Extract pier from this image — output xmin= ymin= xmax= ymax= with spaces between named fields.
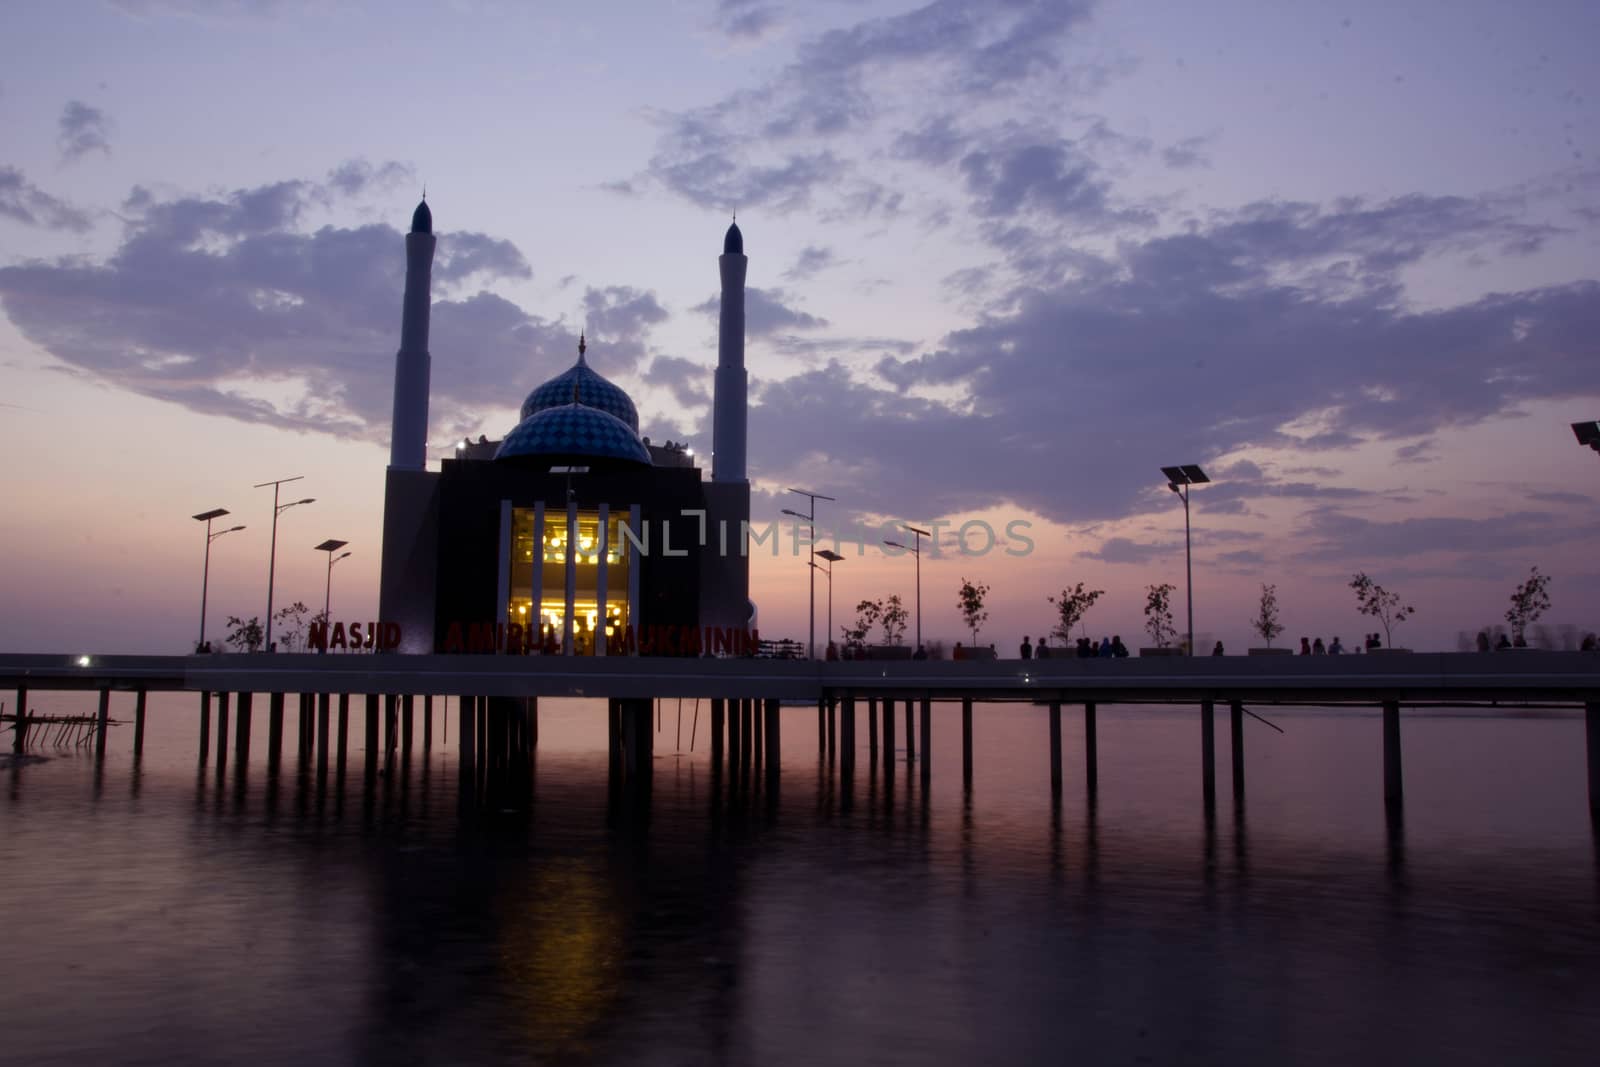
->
xmin=4 ymin=652 xmax=1598 ymax=819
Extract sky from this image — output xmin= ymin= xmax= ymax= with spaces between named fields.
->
xmin=0 ymin=0 xmax=1597 ymax=655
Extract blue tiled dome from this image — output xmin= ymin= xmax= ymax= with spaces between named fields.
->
xmin=495 ymin=403 xmax=652 ymax=466
xmin=519 ymin=354 xmax=639 ymax=431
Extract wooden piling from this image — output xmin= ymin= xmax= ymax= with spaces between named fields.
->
xmin=12 ymin=685 xmax=26 ymax=753
xmin=711 ymin=698 xmax=726 ymax=772
xmin=1048 ymin=700 xmax=1062 ymax=797
xmin=867 ymin=696 xmax=878 ymax=760
xmin=1383 ymin=698 xmax=1403 ymax=809
xmin=458 ymin=695 xmax=476 ymax=802
xmin=882 ymin=695 xmax=895 ymax=773
xmin=235 ymin=692 xmax=252 ymax=770
xmin=817 ymin=695 xmax=826 ymax=755
xmin=608 ymin=699 xmax=623 ymax=774
xmin=742 ymin=699 xmax=755 ymax=775
xmin=841 ymin=693 xmax=856 ymax=774
xmin=198 ymin=691 xmax=210 ymax=763
xmin=94 ymin=687 xmax=110 ymax=758
xmin=402 ymin=694 xmax=414 ymax=755
xmin=299 ymin=693 xmax=313 ymax=759
xmin=729 ymin=694 xmax=743 ymax=772
xmin=1201 ymin=698 xmax=1216 ymax=809
xmin=752 ymin=694 xmax=764 ymax=769
xmin=825 ymin=695 xmax=836 ymax=762
xmin=132 ymin=689 xmax=147 ymax=757
xmin=268 ymin=692 xmax=285 ymax=769
xmin=316 ymin=692 xmax=330 ymax=778
xmin=1230 ymin=699 xmax=1245 ymax=802
xmin=363 ymin=694 xmax=378 ymax=776
xmin=385 ymin=694 xmax=398 ymax=760
xmin=920 ymin=696 xmax=932 ymax=788
xmin=216 ymin=691 xmax=229 ymax=773
xmin=1084 ymin=701 xmax=1098 ymax=796
xmin=423 ymin=695 xmax=433 ymax=750
xmin=961 ymin=696 xmax=973 ymax=790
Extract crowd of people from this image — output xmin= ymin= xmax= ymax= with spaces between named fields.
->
xmin=1017 ymin=635 xmax=1129 ymax=659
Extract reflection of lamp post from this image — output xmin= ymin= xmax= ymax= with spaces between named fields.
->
xmin=1161 ymin=464 xmax=1211 ymax=656
xmin=314 ymin=539 xmax=351 ymax=634
xmin=193 ymin=508 xmax=245 ymax=652
xmin=782 ymin=487 xmax=834 ymax=659
xmin=812 ymin=549 xmax=844 ymax=653
xmin=255 ymin=475 xmax=314 ymax=651
xmin=883 ymin=524 xmax=932 ymax=649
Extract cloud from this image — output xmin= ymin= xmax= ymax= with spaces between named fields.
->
xmin=0 ymin=167 xmax=93 ymax=231
xmin=58 ymin=101 xmax=112 ymax=162
xmin=643 ymin=355 xmax=712 ymax=409
xmin=1293 ymin=508 xmax=1585 ymax=562
xmin=1162 ymin=135 xmax=1211 ymax=170
xmin=580 ymin=286 xmax=669 ymax=372
xmin=0 ymin=166 xmax=607 ymax=452
xmin=783 ymin=244 xmax=840 ymax=281
xmin=712 ymin=0 xmax=783 ymax=41
xmin=693 ymin=286 xmax=827 ymax=335
xmin=1078 ymin=537 xmax=1176 ymax=564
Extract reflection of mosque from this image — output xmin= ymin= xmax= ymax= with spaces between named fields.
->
xmin=379 ymin=200 xmax=753 ymax=653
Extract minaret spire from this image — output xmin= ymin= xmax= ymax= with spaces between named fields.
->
xmin=713 ymin=218 xmax=747 ymax=481
xmin=390 ymin=197 xmax=436 ymax=469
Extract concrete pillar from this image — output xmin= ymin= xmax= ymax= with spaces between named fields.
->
xmin=711 ymin=698 xmax=726 ymax=772
xmin=623 ymin=698 xmax=653 ymax=782
xmin=133 ymin=689 xmax=147 ymax=757
xmin=920 ymin=696 xmax=932 ymax=788
xmin=1586 ymin=699 xmax=1600 ymax=819
xmin=764 ymin=697 xmax=780 ymax=777
xmin=752 ymin=695 xmax=763 ymax=769
xmin=12 ymin=684 xmax=26 ymax=753
xmin=267 ymin=692 xmax=285 ymax=770
xmin=1201 ymin=698 xmax=1216 ymax=809
xmin=458 ymin=695 xmax=476 ymax=803
xmin=1230 ymin=699 xmax=1245 ymax=802
xmin=216 ymin=691 xmax=230 ymax=774
xmin=882 ymin=695 xmax=895 ymax=773
xmin=825 ymin=695 xmax=836 ymax=762
xmin=608 ymin=699 xmax=622 ymax=775
xmin=316 ymin=692 xmax=330 ymax=778
xmin=1084 ymin=701 xmax=1097 ymax=795
xmin=95 ymin=687 xmax=110 ymax=758
xmin=364 ymin=694 xmax=379 ymax=777
xmin=728 ymin=696 xmax=741 ymax=772
xmin=299 ymin=693 xmax=313 ymax=759
xmin=1383 ymin=698 xmax=1403 ymax=809
xmin=402 ymin=694 xmax=414 ymax=754
xmin=235 ymin=692 xmax=252 ymax=770
xmin=1048 ymin=700 xmax=1062 ymax=797
xmin=198 ymin=691 xmax=210 ymax=763
xmin=337 ymin=694 xmax=349 ymax=773
xmin=961 ymin=696 xmax=973 ymax=790
xmin=423 ymin=695 xmax=433 ymax=750
xmin=904 ymin=697 xmax=915 ymax=764
xmin=867 ymin=696 xmax=878 ymax=760
xmin=385 ymin=694 xmax=398 ymax=760
xmin=841 ymin=693 xmax=856 ymax=774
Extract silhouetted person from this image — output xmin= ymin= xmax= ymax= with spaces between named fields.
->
xmin=1495 ymin=633 xmax=1512 ymax=650
xmin=1581 ymin=633 xmax=1597 ymax=652
xmin=913 ymin=643 xmax=928 ymax=660
xmin=1036 ymin=636 xmax=1050 ymax=659
xmin=1212 ymin=640 xmax=1225 ymax=656
xmin=1111 ymin=635 xmax=1129 ymax=658
xmin=1513 ymin=633 xmax=1528 ymax=648
xmin=1300 ymin=637 xmax=1311 ymax=655
xmin=1020 ymin=635 xmax=1033 ymax=660
xmin=1312 ymin=637 xmax=1325 ymax=655
xmin=1476 ymin=631 xmax=1491 ymax=653
xmin=1329 ymin=636 xmax=1344 ymax=655
xmin=953 ymin=641 xmax=964 ymax=660
xmin=1098 ymin=637 xmax=1112 ymax=657
xmin=1366 ymin=633 xmax=1381 ymax=651
xmin=1076 ymin=637 xmax=1093 ymax=658
xmin=826 ymin=640 xmax=839 ymax=661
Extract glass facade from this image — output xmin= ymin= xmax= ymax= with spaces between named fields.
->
xmin=508 ymin=507 xmax=630 ymax=654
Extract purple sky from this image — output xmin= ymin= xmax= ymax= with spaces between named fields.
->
xmin=0 ymin=0 xmax=1597 ymax=654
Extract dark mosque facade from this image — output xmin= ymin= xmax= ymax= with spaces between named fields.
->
xmin=377 ymin=199 xmax=753 ymax=655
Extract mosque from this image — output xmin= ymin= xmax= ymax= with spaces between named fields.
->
xmin=376 ymin=199 xmax=754 ymax=655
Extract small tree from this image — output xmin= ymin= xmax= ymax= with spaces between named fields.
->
xmin=881 ymin=594 xmax=909 ymax=646
xmin=1251 ymin=583 xmax=1285 ymax=648
xmin=957 ymin=578 xmax=990 ymax=645
xmin=1144 ymin=583 xmax=1178 ymax=649
xmin=1505 ymin=566 xmax=1551 ymax=645
xmin=841 ymin=599 xmax=881 ymax=655
xmin=272 ymin=601 xmax=311 ymax=652
xmin=1349 ymin=572 xmax=1416 ymax=648
xmin=225 ymin=615 xmax=264 ymax=653
xmin=1048 ymin=582 xmax=1104 ymax=645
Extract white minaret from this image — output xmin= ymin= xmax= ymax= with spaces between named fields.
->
xmin=388 ymin=198 xmax=435 ymax=470
xmin=712 ymin=219 xmax=747 ymax=483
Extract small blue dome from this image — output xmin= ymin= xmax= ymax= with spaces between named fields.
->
xmin=723 ymin=220 xmax=743 ymax=255
xmin=519 ymin=358 xmax=639 ymax=431
xmin=495 ymin=403 xmax=652 ymax=466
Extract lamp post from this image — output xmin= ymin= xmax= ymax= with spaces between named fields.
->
xmin=314 ymin=539 xmax=351 ymax=631
xmin=1160 ymin=464 xmax=1211 ymax=656
xmin=782 ymin=487 xmax=835 ymax=659
xmin=193 ymin=508 xmax=245 ymax=652
xmin=883 ymin=524 xmax=932 ymax=649
xmin=812 ymin=549 xmax=844 ymax=655
xmin=255 ymin=475 xmax=314 ymax=651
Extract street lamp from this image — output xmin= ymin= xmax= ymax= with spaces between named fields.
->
xmin=255 ymin=475 xmax=314 ymax=651
xmin=883 ymin=524 xmax=932 ymax=649
xmin=782 ymin=487 xmax=835 ymax=659
xmin=812 ymin=549 xmax=844 ymax=655
xmin=314 ymin=539 xmax=351 ymax=636
xmin=193 ymin=508 xmax=245 ymax=652
xmin=1160 ymin=464 xmax=1211 ymax=656
xmin=1572 ymin=420 xmax=1600 ymax=454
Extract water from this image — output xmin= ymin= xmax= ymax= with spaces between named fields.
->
xmin=2 ymin=693 xmax=1597 ymax=1065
